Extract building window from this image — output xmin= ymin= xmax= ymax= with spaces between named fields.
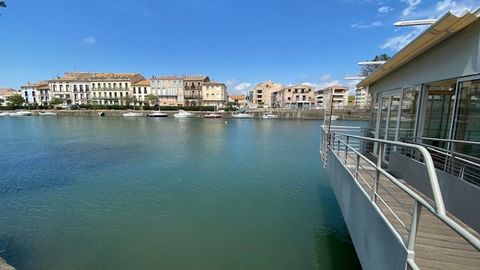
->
xmin=80 ymin=85 xmax=83 ymax=92
xmin=133 ymin=88 xmax=136 ymax=94
xmin=144 ymin=88 xmax=147 ymax=94
xmin=74 ymin=85 xmax=78 ymax=92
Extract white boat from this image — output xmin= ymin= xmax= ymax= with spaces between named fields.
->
xmin=10 ymin=111 xmax=32 ymax=116
xmin=173 ymin=110 xmax=194 ymax=118
xmin=330 ymin=115 xmax=340 ymax=120
xmin=205 ymin=113 xmax=222 ymax=119
xmin=232 ymin=113 xmax=254 ymax=118
xmin=262 ymin=112 xmax=279 ymax=119
xmin=38 ymin=112 xmax=57 ymax=116
xmin=0 ymin=112 xmax=10 ymax=116
xmin=147 ymin=111 xmax=168 ymax=118
xmin=122 ymin=112 xmax=143 ymax=117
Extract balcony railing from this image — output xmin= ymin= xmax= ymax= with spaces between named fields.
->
xmin=320 ymin=125 xmax=480 ymax=269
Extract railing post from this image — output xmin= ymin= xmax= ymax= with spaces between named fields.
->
xmin=345 ymin=136 xmax=349 ymax=165
xmin=355 ymin=153 xmax=360 ymax=180
xmin=407 ymin=201 xmax=422 ymax=256
xmin=373 ymin=143 xmax=383 ymax=202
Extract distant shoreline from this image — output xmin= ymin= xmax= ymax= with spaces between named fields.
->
xmin=0 ymin=109 xmax=370 ymax=120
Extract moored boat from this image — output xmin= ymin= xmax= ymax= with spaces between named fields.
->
xmin=38 ymin=112 xmax=57 ymax=116
xmin=0 ymin=112 xmax=10 ymax=116
xmin=173 ymin=110 xmax=194 ymax=118
xmin=148 ymin=111 xmax=168 ymax=118
xmin=330 ymin=115 xmax=339 ymax=120
xmin=205 ymin=113 xmax=222 ymax=118
xmin=122 ymin=111 xmax=143 ymax=117
xmin=232 ymin=113 xmax=254 ymax=118
xmin=262 ymin=112 xmax=279 ymax=119
xmin=10 ymin=111 xmax=32 ymax=116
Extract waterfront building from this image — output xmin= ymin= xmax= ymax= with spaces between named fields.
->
xmin=0 ymin=88 xmax=20 ymax=106
xmin=184 ymin=76 xmax=210 ymax=106
xmin=320 ymin=85 xmax=349 ymax=109
xmin=151 ymin=76 xmax=184 ymax=106
xmin=48 ymin=72 xmax=94 ymax=106
xmin=202 ymin=82 xmax=228 ymax=107
xmin=132 ymin=79 xmax=151 ymax=105
xmin=21 ymin=82 xmax=49 ymax=105
xmin=314 ymin=88 xmax=325 ymax=108
xmin=321 ymin=10 xmax=480 ymax=270
xmin=355 ymin=87 xmax=370 ymax=108
xmin=272 ymin=84 xmax=316 ymax=109
xmin=90 ymin=73 xmax=145 ymax=106
xmin=252 ymin=81 xmax=283 ymax=108
xmin=228 ymin=95 xmax=248 ymax=108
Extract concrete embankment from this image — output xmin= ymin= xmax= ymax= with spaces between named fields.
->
xmin=22 ymin=109 xmax=370 ymax=120
xmin=0 ymin=258 xmax=15 ymax=270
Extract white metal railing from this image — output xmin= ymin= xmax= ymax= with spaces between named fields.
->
xmin=409 ymin=137 xmax=480 ymax=185
xmin=320 ymin=125 xmax=480 ymax=269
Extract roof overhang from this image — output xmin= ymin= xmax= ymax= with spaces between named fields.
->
xmin=358 ymin=8 xmax=480 ymax=89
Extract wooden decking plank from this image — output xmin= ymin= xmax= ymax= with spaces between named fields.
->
xmin=340 ymin=152 xmax=480 ymax=269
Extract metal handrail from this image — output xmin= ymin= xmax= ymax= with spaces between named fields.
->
xmin=320 ymin=125 xmax=480 ymax=264
xmin=415 ymin=136 xmax=480 ymax=145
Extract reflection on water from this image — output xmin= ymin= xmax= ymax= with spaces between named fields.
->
xmin=0 ymin=117 xmax=363 ymax=270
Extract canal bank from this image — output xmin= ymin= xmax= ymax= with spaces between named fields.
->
xmin=2 ymin=109 xmax=370 ymax=120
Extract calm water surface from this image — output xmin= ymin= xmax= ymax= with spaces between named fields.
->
xmin=0 ymin=116 xmax=363 ymax=270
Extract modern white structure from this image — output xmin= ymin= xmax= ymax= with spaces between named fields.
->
xmin=321 ymin=9 xmax=480 ymax=270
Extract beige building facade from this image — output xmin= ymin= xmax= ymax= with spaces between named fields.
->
xmin=90 ymin=73 xmax=144 ymax=106
xmin=202 ymin=82 xmax=228 ymax=107
xmin=252 ymin=81 xmax=283 ymax=108
xmin=151 ymin=76 xmax=184 ymax=106
xmin=184 ymin=76 xmax=210 ymax=106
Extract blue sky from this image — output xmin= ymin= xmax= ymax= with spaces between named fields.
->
xmin=0 ymin=0 xmax=478 ymax=94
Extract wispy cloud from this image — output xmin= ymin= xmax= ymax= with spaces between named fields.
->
xmin=378 ymin=6 xmax=393 ymax=13
xmin=351 ymin=21 xmax=382 ymax=29
xmin=402 ymin=0 xmax=422 ymax=17
xmin=82 ymin=36 xmax=96 ymax=46
xmin=234 ymin=82 xmax=252 ymax=91
xmin=380 ymin=28 xmax=422 ymax=51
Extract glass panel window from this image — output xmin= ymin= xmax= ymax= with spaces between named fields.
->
xmin=399 ymin=86 xmax=420 ymax=141
xmin=423 ymin=81 xmax=456 ymax=148
xmin=455 ymin=80 xmax=480 ymax=157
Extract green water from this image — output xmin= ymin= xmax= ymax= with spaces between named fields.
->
xmin=0 ymin=117 xmax=362 ymax=269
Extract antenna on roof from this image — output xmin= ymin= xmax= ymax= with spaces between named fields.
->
xmin=394 ymin=19 xmax=437 ymax=27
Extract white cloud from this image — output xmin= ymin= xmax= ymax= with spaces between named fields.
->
xmin=380 ymin=28 xmax=422 ymax=51
xmin=402 ymin=0 xmax=422 ymax=17
xmin=378 ymin=6 xmax=393 ymax=13
xmin=351 ymin=21 xmax=382 ymax=29
xmin=234 ymin=82 xmax=252 ymax=91
xmin=320 ymin=74 xmax=331 ymax=81
xmin=82 ymin=36 xmax=96 ymax=46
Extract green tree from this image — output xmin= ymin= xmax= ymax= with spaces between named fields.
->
xmin=0 ymin=98 xmax=4 ymax=105
xmin=145 ymin=94 xmax=158 ymax=106
xmin=361 ymin=54 xmax=391 ymax=77
xmin=7 ymin=95 xmax=24 ymax=107
xmin=0 ymin=1 xmax=6 ymax=15
xmin=50 ymin=98 xmax=64 ymax=108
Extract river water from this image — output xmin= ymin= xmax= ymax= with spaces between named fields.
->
xmin=0 ymin=116 xmax=363 ymax=269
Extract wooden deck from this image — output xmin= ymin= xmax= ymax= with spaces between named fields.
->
xmin=337 ymin=151 xmax=480 ymax=270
